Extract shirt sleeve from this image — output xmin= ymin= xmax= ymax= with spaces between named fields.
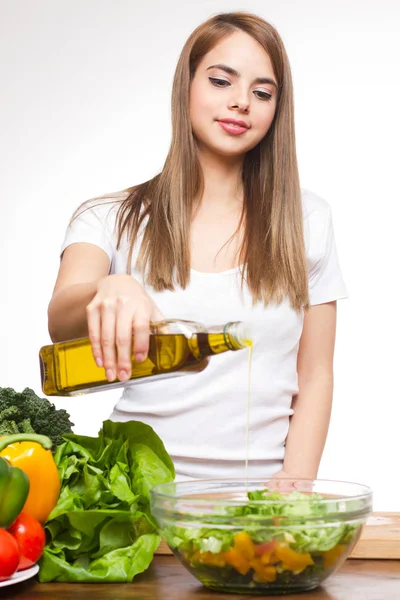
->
xmin=60 ymin=201 xmax=116 ymax=262
xmin=308 ymin=205 xmax=348 ymax=306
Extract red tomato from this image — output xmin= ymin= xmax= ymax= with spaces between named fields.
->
xmin=7 ymin=513 xmax=46 ymax=571
xmin=0 ymin=528 xmax=20 ymax=580
xmin=254 ymin=539 xmax=277 ymax=556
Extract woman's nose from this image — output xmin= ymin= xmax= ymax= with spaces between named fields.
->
xmin=228 ymin=95 xmax=250 ymax=114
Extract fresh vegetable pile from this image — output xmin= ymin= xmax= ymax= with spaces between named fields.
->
xmin=38 ymin=420 xmax=175 ymax=583
xmin=0 ymin=388 xmax=176 ymax=585
xmin=161 ymin=489 xmax=362 ymax=592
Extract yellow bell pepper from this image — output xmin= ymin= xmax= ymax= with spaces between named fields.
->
xmin=274 ymin=543 xmax=314 ymax=573
xmin=322 ymin=544 xmax=348 ymax=568
xmin=260 ymin=548 xmax=275 ymax=565
xmin=233 ymin=531 xmax=255 ymax=560
xmin=0 ymin=433 xmax=60 ymax=524
xmin=192 ymin=551 xmax=227 ymax=568
xmin=250 ymin=558 xmax=277 ymax=583
xmin=223 ymin=547 xmax=252 ymax=575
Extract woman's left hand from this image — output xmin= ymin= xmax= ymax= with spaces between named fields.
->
xmin=266 ymin=469 xmax=299 ymax=492
xmin=271 ymin=469 xmax=292 ymax=479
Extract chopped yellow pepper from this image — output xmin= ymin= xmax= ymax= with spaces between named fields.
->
xmin=233 ymin=531 xmax=255 ymax=560
xmin=260 ymin=548 xmax=274 ymax=565
xmin=274 ymin=543 xmax=314 ymax=573
xmin=250 ymin=558 xmax=277 ymax=583
xmin=192 ymin=551 xmax=227 ymax=568
xmin=223 ymin=547 xmax=251 ymax=575
xmin=322 ymin=544 xmax=348 ymax=568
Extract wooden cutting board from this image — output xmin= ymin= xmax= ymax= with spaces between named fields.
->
xmin=349 ymin=513 xmax=400 ymax=559
xmin=155 ymin=512 xmax=400 ymax=560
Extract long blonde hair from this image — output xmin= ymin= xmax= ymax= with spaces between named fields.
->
xmin=116 ymin=12 xmax=309 ymax=309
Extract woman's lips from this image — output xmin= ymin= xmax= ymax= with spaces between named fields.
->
xmin=217 ymin=119 xmax=249 ymax=136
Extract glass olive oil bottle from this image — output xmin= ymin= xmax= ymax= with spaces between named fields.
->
xmin=39 ymin=320 xmax=251 ymax=397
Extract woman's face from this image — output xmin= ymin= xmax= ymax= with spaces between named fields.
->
xmin=189 ymin=30 xmax=278 ymax=159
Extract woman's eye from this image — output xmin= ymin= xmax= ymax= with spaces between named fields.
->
xmin=209 ymin=77 xmax=230 ymax=87
xmin=254 ymin=90 xmax=272 ymax=101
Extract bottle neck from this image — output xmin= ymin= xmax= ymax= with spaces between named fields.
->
xmin=192 ymin=322 xmax=251 ymax=358
xmin=223 ymin=321 xmax=251 ymax=350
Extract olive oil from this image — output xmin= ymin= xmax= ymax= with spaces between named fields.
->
xmin=39 ymin=320 xmax=251 ymax=397
xmin=245 ymin=343 xmax=253 ymax=486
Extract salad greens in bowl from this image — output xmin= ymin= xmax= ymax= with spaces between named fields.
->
xmin=150 ymin=478 xmax=372 ymax=595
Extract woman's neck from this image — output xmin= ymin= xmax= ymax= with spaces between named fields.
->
xmin=196 ymin=147 xmax=244 ymax=212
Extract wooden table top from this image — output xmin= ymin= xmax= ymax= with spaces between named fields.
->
xmin=2 ymin=556 xmax=400 ymax=600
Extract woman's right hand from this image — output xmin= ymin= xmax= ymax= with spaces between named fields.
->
xmin=86 ymin=274 xmax=164 ymax=382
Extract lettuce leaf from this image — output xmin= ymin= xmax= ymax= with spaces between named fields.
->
xmin=38 ymin=420 xmax=175 ymax=582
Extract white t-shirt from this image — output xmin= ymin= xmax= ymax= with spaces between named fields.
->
xmin=61 ymin=188 xmax=347 ymax=481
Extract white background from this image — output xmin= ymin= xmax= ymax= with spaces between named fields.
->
xmin=1 ymin=0 xmax=399 ymax=510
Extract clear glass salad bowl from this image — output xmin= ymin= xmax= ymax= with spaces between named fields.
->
xmin=150 ymin=478 xmax=373 ymax=595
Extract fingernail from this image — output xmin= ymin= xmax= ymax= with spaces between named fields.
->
xmin=96 ymin=357 xmax=103 ymax=367
xmin=106 ymin=369 xmax=115 ymax=381
xmin=135 ymin=353 xmax=146 ymax=363
xmin=119 ymin=369 xmax=129 ymax=381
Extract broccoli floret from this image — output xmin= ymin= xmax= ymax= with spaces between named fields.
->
xmin=0 ymin=387 xmax=74 ymax=448
xmin=0 ymin=405 xmax=21 ymax=421
xmin=0 ymin=388 xmax=19 ymax=413
xmin=0 ymin=406 xmax=22 ymax=435
xmin=0 ymin=405 xmax=36 ymax=436
xmin=18 ymin=418 xmax=36 ymax=434
xmin=0 ymin=418 xmax=20 ymax=436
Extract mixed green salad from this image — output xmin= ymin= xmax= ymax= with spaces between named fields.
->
xmin=161 ymin=488 xmax=363 ymax=592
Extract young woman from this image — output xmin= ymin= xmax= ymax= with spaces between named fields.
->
xmin=48 ymin=12 xmax=346 ymax=483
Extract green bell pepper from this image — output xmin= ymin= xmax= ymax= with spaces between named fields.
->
xmin=0 ymin=455 xmax=30 ymax=528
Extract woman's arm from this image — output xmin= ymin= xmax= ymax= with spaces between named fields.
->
xmin=278 ymin=301 xmax=337 ymax=479
xmin=48 ymin=243 xmax=111 ymax=342
xmin=48 ymin=241 xmax=164 ymax=380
